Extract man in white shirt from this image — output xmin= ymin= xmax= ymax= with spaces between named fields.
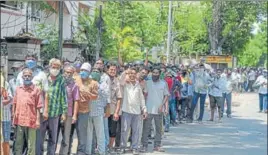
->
xmin=253 ymin=70 xmax=268 ymax=113
xmin=119 ymin=67 xmax=147 ymax=154
xmin=141 ymin=67 xmax=169 ymax=153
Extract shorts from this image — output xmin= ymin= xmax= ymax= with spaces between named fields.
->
xmin=209 ymin=95 xmax=222 ymax=109
xmin=2 ymin=121 xmax=11 ymax=142
xmin=108 ymin=115 xmax=121 ymax=138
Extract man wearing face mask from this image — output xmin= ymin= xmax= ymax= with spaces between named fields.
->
xmin=76 ymin=62 xmax=98 ymax=155
xmin=189 ymin=64 xmax=210 ymax=123
xmin=87 ymin=67 xmax=110 ymax=155
xmin=57 ymin=65 xmax=80 ymax=155
xmin=12 ymin=68 xmax=42 ymax=155
xmin=208 ymin=69 xmax=225 ymax=122
xmin=39 ymin=58 xmax=67 ymax=155
xmin=16 ymin=53 xmax=48 ymax=155
xmin=141 ymin=67 xmax=169 ymax=153
xmin=253 ymin=70 xmax=268 ymax=113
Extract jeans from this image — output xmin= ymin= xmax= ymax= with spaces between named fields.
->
xmin=142 ymin=114 xmax=163 ymax=148
xmin=259 ymin=93 xmax=268 ymax=111
xmin=190 ymin=92 xmax=207 ymax=121
xmin=77 ymin=112 xmax=89 ymax=155
xmin=104 ymin=117 xmax=109 ymax=150
xmin=222 ymin=93 xmax=232 ymax=115
xmin=164 ymin=99 xmax=176 ymax=131
xmin=87 ymin=116 xmax=105 ymax=154
xmin=120 ymin=112 xmax=141 ymax=150
xmin=14 ymin=126 xmax=36 ymax=155
xmin=39 ymin=116 xmax=60 ymax=155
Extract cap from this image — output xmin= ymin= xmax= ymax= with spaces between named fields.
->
xmin=12 ymin=62 xmax=23 ymax=68
xmin=80 ymin=63 xmax=91 ymax=72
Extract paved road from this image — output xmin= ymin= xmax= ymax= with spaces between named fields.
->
xmin=54 ymin=93 xmax=267 ymax=155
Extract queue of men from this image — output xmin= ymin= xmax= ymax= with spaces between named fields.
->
xmin=0 ymin=54 xmax=267 ymax=155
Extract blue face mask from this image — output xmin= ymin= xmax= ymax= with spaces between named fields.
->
xmin=80 ymin=71 xmax=89 ymax=79
xmin=25 ymin=60 xmax=37 ymax=69
xmin=23 ymin=79 xmax=32 ymax=85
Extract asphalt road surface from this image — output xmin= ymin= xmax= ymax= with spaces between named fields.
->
xmin=47 ymin=93 xmax=267 ymax=155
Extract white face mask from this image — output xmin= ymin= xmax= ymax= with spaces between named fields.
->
xmin=50 ymin=68 xmax=60 ymax=76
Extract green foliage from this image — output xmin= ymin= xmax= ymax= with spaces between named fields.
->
xmin=238 ymin=20 xmax=267 ymax=67
xmin=101 ymin=2 xmax=168 ymax=62
xmin=35 ymin=24 xmax=59 ymax=60
xmin=173 ymin=2 xmax=210 ymax=56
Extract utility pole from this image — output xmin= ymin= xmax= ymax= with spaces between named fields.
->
xmin=58 ymin=1 xmax=64 ymax=59
xmin=26 ymin=2 xmax=29 ymax=33
xmin=96 ymin=4 xmax=103 ymax=60
xmin=166 ymin=1 xmax=172 ymax=64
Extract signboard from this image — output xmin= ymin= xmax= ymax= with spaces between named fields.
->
xmin=205 ymin=55 xmax=232 ymax=63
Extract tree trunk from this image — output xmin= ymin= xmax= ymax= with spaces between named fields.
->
xmin=210 ymin=0 xmax=223 ymax=55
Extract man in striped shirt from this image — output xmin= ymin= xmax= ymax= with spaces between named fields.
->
xmin=40 ymin=58 xmax=67 ymax=155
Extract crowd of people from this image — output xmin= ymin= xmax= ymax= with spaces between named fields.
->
xmin=0 ymin=53 xmax=267 ymax=155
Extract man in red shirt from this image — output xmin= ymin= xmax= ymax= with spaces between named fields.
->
xmin=12 ymin=68 xmax=42 ymax=155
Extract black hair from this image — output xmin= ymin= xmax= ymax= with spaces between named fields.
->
xmin=25 ymin=52 xmax=38 ymax=60
xmin=106 ymin=62 xmax=117 ymax=69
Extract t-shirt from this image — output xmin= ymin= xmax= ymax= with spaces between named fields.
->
xmin=144 ymin=80 xmax=169 ymax=114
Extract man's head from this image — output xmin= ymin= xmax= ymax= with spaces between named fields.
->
xmin=217 ymin=69 xmax=222 ymax=78
xmin=49 ymin=58 xmax=61 ymax=77
xmin=25 ymin=53 xmax=38 ymax=69
xmin=140 ymin=67 xmax=149 ymax=80
xmin=80 ymin=63 xmax=91 ymax=79
xmin=95 ymin=58 xmax=104 ymax=71
xmin=12 ymin=62 xmax=23 ymax=77
xmin=63 ymin=65 xmax=75 ymax=79
xmin=107 ymin=62 xmax=117 ymax=78
xmin=90 ymin=67 xmax=101 ymax=82
xmin=263 ymin=70 xmax=267 ymax=77
xmin=22 ymin=68 xmax=33 ymax=85
xmin=152 ymin=67 xmax=161 ymax=82
xmin=128 ymin=67 xmax=137 ymax=83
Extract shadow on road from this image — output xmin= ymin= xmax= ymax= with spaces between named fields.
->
xmin=162 ymin=116 xmax=267 ymax=155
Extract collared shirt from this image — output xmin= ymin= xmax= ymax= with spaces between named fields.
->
xmin=47 ymin=75 xmax=67 ymax=117
xmin=223 ymin=76 xmax=234 ymax=94
xmin=76 ymin=78 xmax=98 ymax=113
xmin=13 ymin=85 xmax=42 ymax=129
xmin=145 ymin=80 xmax=169 ymax=114
xmin=110 ymin=77 xmax=122 ymax=115
xmin=17 ymin=68 xmax=48 ymax=113
xmin=254 ymin=75 xmax=267 ymax=94
xmin=193 ymin=71 xmax=210 ymax=94
xmin=208 ymin=77 xmax=225 ymax=97
xmin=90 ymin=79 xmax=110 ymax=117
xmin=100 ymin=73 xmax=111 ymax=104
xmin=9 ymin=78 xmax=17 ymax=97
xmin=248 ymin=71 xmax=256 ymax=81
xmin=122 ymin=82 xmax=146 ymax=115
xmin=1 ymin=81 xmax=13 ymax=122
xmin=66 ymin=81 xmax=80 ymax=116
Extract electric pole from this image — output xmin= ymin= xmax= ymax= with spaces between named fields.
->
xmin=58 ymin=1 xmax=63 ymax=59
xmin=96 ymin=4 xmax=103 ymax=60
xmin=166 ymin=1 xmax=172 ymax=64
xmin=26 ymin=2 xmax=29 ymax=33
